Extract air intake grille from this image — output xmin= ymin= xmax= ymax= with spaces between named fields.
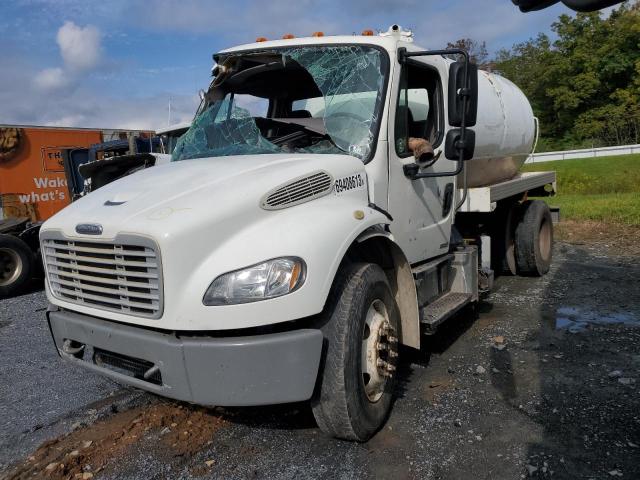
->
xmin=42 ymin=235 xmax=163 ymax=319
xmin=94 ymin=348 xmax=162 ymax=385
xmin=261 ymin=171 xmax=333 ymax=210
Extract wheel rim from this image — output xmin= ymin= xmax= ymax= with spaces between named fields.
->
xmin=0 ymin=247 xmax=22 ymax=287
xmin=539 ymin=218 xmax=552 ymax=262
xmin=361 ymin=299 xmax=398 ymax=403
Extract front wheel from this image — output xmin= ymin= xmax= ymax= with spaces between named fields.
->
xmin=311 ymin=262 xmax=400 ymax=441
xmin=0 ymin=234 xmax=33 ymax=297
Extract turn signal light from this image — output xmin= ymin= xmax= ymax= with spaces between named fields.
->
xmin=256 ymin=37 xmax=268 ymax=42
xmin=312 ymin=31 xmax=324 ymax=37
xmin=362 ymin=29 xmax=374 ymax=36
xmin=282 ymin=33 xmax=295 ymax=39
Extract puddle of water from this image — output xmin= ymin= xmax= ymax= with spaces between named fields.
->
xmin=555 ymin=306 xmax=639 ymax=333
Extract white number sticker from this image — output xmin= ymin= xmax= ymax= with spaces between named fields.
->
xmin=334 ymin=173 xmax=366 ymax=195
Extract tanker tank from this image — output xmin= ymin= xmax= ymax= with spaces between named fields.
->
xmin=462 ymin=70 xmax=537 ymax=188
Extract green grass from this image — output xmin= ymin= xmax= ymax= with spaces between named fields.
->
xmin=521 ymin=154 xmax=640 ymax=225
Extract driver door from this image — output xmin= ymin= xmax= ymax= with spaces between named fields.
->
xmin=387 ymin=58 xmax=456 ymax=265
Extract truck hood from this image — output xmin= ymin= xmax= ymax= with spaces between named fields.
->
xmin=40 ymin=152 xmax=380 ymax=331
xmin=43 ymin=153 xmax=363 ymax=240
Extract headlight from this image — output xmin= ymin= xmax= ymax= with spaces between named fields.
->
xmin=202 ymin=257 xmax=306 ymax=306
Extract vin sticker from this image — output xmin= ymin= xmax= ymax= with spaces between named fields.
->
xmin=335 ymin=173 xmax=366 ymax=195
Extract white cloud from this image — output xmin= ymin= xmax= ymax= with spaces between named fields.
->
xmin=56 ymin=21 xmax=102 ymax=71
xmin=1 ymin=46 xmax=198 ymax=130
xmin=33 ymin=67 xmax=70 ymax=91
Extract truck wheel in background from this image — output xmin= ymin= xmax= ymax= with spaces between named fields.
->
xmin=492 ymin=201 xmax=518 ymax=275
xmin=0 ymin=234 xmax=33 ymax=297
xmin=515 ymin=200 xmax=553 ymax=276
xmin=311 ymin=262 xmax=400 ymax=441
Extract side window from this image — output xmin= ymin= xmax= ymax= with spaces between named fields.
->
xmin=394 ymin=63 xmax=442 ymax=158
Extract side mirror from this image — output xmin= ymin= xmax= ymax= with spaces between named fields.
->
xmin=448 ymin=61 xmax=478 ymax=127
xmin=445 ymin=128 xmax=475 ymax=161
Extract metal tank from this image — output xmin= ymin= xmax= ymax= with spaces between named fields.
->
xmin=462 ymin=70 xmax=536 ymax=188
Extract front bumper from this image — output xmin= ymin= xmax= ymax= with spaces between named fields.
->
xmin=47 ymin=308 xmax=323 ymax=406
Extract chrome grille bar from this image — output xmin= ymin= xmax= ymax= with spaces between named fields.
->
xmin=42 ymin=234 xmax=163 ymax=319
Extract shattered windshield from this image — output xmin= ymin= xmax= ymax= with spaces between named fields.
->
xmin=172 ymin=45 xmax=388 ymax=163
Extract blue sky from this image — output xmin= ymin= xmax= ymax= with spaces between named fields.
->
xmin=0 ymin=0 xmax=578 ymax=130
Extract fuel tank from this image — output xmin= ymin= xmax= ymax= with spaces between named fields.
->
xmin=462 ymin=70 xmax=536 ymax=187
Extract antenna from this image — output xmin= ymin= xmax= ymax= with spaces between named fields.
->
xmin=168 ymin=96 xmax=172 ymax=126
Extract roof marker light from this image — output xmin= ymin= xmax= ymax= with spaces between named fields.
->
xmin=362 ymin=29 xmax=374 ymax=36
xmin=312 ymin=31 xmax=324 ymax=37
xmin=282 ymin=33 xmax=295 ymax=39
xmin=256 ymin=37 xmax=268 ymax=42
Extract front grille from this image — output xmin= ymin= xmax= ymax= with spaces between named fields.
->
xmin=261 ymin=171 xmax=333 ymax=210
xmin=42 ymin=234 xmax=163 ymax=319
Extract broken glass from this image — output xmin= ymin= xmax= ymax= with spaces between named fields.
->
xmin=284 ymin=46 xmax=385 ymax=159
xmin=172 ymin=45 xmax=387 ymax=163
xmin=172 ymin=98 xmax=280 ymax=161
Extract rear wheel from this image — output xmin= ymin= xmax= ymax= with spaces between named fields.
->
xmin=0 ymin=234 xmax=33 ymax=297
xmin=515 ymin=200 xmax=553 ymax=276
xmin=311 ymin=262 xmax=400 ymax=441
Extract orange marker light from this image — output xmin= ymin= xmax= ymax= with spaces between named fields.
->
xmin=312 ymin=31 xmax=324 ymax=37
xmin=361 ymin=29 xmax=374 ymax=36
xmin=256 ymin=37 xmax=268 ymax=42
xmin=282 ymin=33 xmax=295 ymax=39
xmin=289 ymin=262 xmax=302 ymax=289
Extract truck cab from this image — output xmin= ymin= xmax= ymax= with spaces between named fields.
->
xmin=40 ymin=26 xmax=555 ymax=441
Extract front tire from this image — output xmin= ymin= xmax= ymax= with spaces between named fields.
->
xmin=0 ymin=234 xmax=33 ymax=297
xmin=311 ymin=262 xmax=400 ymax=441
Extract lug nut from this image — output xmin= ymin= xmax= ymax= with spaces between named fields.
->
xmin=387 ymin=336 xmax=398 ymax=343
xmin=388 ymin=350 xmax=398 ymax=358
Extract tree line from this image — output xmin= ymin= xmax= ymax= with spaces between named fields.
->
xmin=450 ymin=1 xmax=639 ymax=152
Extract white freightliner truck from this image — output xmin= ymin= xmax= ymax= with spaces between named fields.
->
xmin=40 ymin=26 xmax=556 ymax=441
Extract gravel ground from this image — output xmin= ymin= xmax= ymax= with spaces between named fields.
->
xmin=1 ymin=239 xmax=639 ymax=479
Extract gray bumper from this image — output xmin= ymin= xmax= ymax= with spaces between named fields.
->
xmin=47 ymin=309 xmax=323 ymax=406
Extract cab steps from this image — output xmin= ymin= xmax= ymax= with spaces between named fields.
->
xmin=421 ymin=292 xmax=473 ymax=334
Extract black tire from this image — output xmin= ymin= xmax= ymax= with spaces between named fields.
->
xmin=515 ymin=200 xmax=553 ymax=276
xmin=492 ymin=201 xmax=518 ymax=275
xmin=0 ymin=234 xmax=33 ymax=297
xmin=311 ymin=262 xmax=400 ymax=442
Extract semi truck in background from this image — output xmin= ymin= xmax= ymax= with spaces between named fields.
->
xmin=0 ymin=125 xmax=157 ymax=296
xmin=40 ymin=26 xmax=557 ymax=441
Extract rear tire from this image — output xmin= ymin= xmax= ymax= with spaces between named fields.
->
xmin=515 ymin=200 xmax=553 ymax=276
xmin=311 ymin=262 xmax=400 ymax=441
xmin=0 ymin=234 xmax=33 ymax=297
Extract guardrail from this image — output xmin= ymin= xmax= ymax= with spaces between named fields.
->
xmin=526 ymin=144 xmax=640 ymax=163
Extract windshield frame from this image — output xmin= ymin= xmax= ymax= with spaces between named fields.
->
xmin=209 ymin=43 xmax=391 ymax=164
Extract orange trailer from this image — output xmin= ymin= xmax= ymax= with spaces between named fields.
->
xmin=0 ymin=125 xmax=154 ymax=222
xmin=0 ymin=124 xmax=152 ymax=296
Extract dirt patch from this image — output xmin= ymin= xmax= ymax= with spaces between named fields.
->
xmin=4 ymin=402 xmax=226 ymax=480
xmin=555 ymin=220 xmax=640 ymax=256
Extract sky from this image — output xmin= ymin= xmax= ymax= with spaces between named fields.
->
xmin=0 ymin=0 xmax=582 ymax=131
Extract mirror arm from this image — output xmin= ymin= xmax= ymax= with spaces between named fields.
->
xmin=404 ymin=158 xmax=464 ymax=180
